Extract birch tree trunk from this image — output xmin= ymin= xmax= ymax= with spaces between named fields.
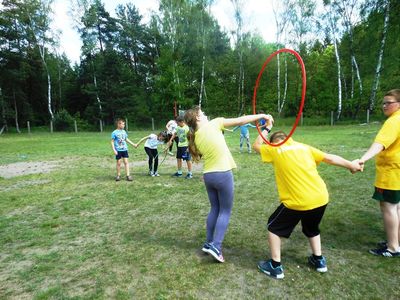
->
xmin=334 ymin=37 xmax=343 ymax=120
xmin=278 ymin=57 xmax=288 ymax=114
xmin=272 ymin=0 xmax=290 ymax=114
xmin=199 ymin=55 xmax=205 ymax=108
xmin=93 ymin=73 xmax=103 ymax=116
xmin=0 ymin=87 xmax=7 ymax=134
xmin=369 ymin=0 xmax=390 ymax=111
xmin=231 ymin=0 xmax=245 ymax=115
xmin=13 ymin=89 xmax=20 ymax=133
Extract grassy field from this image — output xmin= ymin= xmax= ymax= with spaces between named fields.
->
xmin=0 ymin=124 xmax=399 ymax=299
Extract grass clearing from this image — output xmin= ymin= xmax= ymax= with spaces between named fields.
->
xmin=0 ymin=124 xmax=399 ymax=299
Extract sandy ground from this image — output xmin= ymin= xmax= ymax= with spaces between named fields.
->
xmin=0 ymin=161 xmax=61 ymax=179
xmin=0 ymin=155 xmax=203 ymax=180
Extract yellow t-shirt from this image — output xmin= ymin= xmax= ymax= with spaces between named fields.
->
xmin=195 ymin=118 xmax=237 ymax=173
xmin=260 ymin=138 xmax=328 ymax=211
xmin=374 ymin=110 xmax=400 ymax=190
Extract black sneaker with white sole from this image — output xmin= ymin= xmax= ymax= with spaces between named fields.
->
xmin=369 ymin=246 xmax=400 ymax=257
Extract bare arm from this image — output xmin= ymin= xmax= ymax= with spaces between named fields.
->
xmin=253 ymin=129 xmax=270 ymax=154
xmin=135 ymin=135 xmax=150 ymax=148
xmin=167 ymin=133 xmax=176 ymax=146
xmin=126 ymin=138 xmax=136 ymax=147
xmin=323 ymin=154 xmax=362 ymax=173
xmin=360 ymin=142 xmax=385 ymax=164
xmin=111 ymin=140 xmax=117 ymax=154
xmin=223 ymin=114 xmax=273 ymax=128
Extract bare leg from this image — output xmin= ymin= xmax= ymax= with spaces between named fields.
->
xmin=268 ymin=231 xmax=281 ymax=262
xmin=308 ymin=234 xmax=322 ymax=256
xmin=116 ymin=159 xmax=121 ymax=176
xmin=187 ymin=160 xmax=192 ymax=173
xmin=123 ymin=158 xmax=130 ymax=176
xmin=398 ymin=204 xmax=400 ymax=245
xmin=177 ymin=158 xmax=182 ymax=171
xmin=380 ymin=202 xmax=400 ymax=252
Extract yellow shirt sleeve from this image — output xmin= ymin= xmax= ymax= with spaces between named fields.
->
xmin=375 ymin=116 xmax=400 ymax=149
xmin=308 ymin=145 xmax=326 ymax=164
xmin=260 ymin=144 xmax=273 ymax=163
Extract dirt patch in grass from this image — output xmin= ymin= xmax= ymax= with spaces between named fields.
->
xmin=0 ymin=161 xmax=62 ymax=179
xmin=0 ymin=179 xmax=51 ymax=192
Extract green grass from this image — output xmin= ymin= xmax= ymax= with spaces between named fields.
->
xmin=0 ymin=124 xmax=398 ymax=299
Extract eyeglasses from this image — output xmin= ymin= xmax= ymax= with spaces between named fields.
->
xmin=382 ymin=101 xmax=399 ymax=106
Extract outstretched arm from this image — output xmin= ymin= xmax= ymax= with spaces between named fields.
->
xmin=323 ymin=154 xmax=362 ymax=174
xmin=134 ymin=135 xmax=150 ymax=148
xmin=359 ymin=142 xmax=384 ymax=164
xmin=126 ymin=138 xmax=136 ymax=147
xmin=223 ymin=114 xmax=273 ymax=128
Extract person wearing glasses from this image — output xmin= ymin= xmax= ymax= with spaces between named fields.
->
xmin=359 ymin=89 xmax=400 ymax=257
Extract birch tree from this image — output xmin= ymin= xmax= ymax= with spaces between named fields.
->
xmin=26 ymin=0 xmax=55 ymax=120
xmin=369 ymin=0 xmax=391 ymax=110
xmin=197 ymin=0 xmax=214 ymax=108
xmin=331 ymin=0 xmax=365 ymax=101
xmin=230 ymin=0 xmax=245 ymax=115
xmin=322 ymin=0 xmax=344 ymax=119
xmin=272 ymin=0 xmax=292 ymax=114
xmin=159 ymin=0 xmax=186 ymax=101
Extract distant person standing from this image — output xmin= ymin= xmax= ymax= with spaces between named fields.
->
xmin=166 ymin=118 xmax=179 ymax=156
xmin=111 ymin=118 xmax=135 ymax=181
xmin=233 ymin=119 xmax=257 ymax=153
xmin=168 ymin=115 xmax=193 ymax=179
xmin=358 ymin=89 xmax=400 ymax=257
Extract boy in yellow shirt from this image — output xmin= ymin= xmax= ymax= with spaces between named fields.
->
xmin=253 ymin=130 xmax=361 ymax=279
xmin=359 ymin=89 xmax=400 ymax=257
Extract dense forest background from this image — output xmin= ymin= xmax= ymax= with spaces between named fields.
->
xmin=0 ymin=0 xmax=398 ymax=131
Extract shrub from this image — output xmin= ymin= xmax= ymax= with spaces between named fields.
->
xmin=53 ymin=109 xmax=75 ymax=131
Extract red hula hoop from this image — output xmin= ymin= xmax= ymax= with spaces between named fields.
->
xmin=252 ymin=48 xmax=306 ymax=147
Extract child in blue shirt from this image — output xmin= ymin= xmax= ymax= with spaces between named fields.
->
xmin=233 ymin=121 xmax=257 ymax=153
xmin=111 ymin=118 xmax=136 ymax=181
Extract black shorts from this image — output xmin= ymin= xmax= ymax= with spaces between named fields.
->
xmin=373 ymin=187 xmax=400 ymax=204
xmin=115 ymin=150 xmax=129 ymax=160
xmin=176 ymin=146 xmax=191 ymax=161
xmin=267 ymin=204 xmax=327 ymax=238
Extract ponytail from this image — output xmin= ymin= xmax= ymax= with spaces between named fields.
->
xmin=184 ymin=106 xmax=202 ymax=163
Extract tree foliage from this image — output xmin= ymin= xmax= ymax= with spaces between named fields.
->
xmin=0 ymin=0 xmax=398 ymax=131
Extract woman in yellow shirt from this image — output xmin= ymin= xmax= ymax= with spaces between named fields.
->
xmin=359 ymin=89 xmax=400 ymax=257
xmin=253 ymin=130 xmax=360 ymax=279
xmin=184 ymin=106 xmax=272 ymax=263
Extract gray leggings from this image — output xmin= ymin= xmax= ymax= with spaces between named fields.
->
xmin=203 ymin=170 xmax=234 ymax=251
xmin=240 ymin=133 xmax=250 ymax=151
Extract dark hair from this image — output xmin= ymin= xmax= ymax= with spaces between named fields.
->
xmin=176 ymin=115 xmax=185 ymax=123
xmin=184 ymin=106 xmax=202 ymax=162
xmin=115 ymin=118 xmax=125 ymax=126
xmin=269 ymin=131 xmax=287 ymax=143
xmin=158 ymin=130 xmax=168 ymax=140
xmin=385 ymin=89 xmax=400 ymax=102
